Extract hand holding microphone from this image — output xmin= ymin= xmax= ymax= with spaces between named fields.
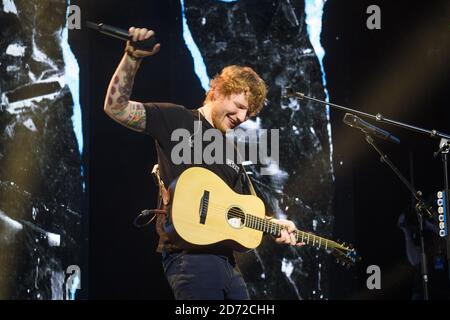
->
xmin=126 ymin=26 xmax=160 ymax=59
xmin=86 ymin=22 xmax=160 ymax=58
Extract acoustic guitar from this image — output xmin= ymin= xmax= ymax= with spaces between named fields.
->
xmin=166 ymin=166 xmax=359 ymax=266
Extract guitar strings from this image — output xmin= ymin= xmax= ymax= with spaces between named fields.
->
xmin=204 ymin=201 xmax=326 ymax=239
xmin=199 ymin=205 xmax=349 ymax=252
xmin=185 ymin=205 xmax=354 ymax=263
xmin=191 ymin=200 xmax=346 ymax=250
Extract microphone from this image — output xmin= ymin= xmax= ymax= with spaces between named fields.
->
xmin=343 ymin=113 xmax=400 ymax=144
xmin=86 ymin=21 xmax=158 ymax=51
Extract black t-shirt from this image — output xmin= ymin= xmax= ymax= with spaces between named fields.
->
xmin=143 ymin=102 xmax=247 ymax=259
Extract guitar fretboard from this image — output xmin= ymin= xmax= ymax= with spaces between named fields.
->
xmin=244 ymin=213 xmax=342 ymax=251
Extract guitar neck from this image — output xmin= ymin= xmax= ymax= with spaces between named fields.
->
xmin=245 ymin=214 xmax=341 ymax=250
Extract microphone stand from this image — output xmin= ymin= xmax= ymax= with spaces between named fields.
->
xmin=364 ymin=134 xmax=430 ymax=299
xmin=287 ymin=91 xmax=450 ymax=140
xmin=286 ymin=90 xmax=450 ymax=294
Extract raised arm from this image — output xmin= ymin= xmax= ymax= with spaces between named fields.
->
xmin=103 ymin=27 xmax=160 ymax=132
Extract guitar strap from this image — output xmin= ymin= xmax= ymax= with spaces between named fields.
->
xmin=234 ymin=141 xmax=273 ymax=220
xmin=133 ymin=164 xmax=168 ymax=227
xmin=232 ymin=140 xmax=257 ymax=197
xmin=239 ymin=163 xmax=257 ymax=196
xmin=151 ymin=164 xmax=170 ymax=208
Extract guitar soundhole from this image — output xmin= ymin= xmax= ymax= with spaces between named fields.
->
xmin=227 ymin=207 xmax=245 ymax=229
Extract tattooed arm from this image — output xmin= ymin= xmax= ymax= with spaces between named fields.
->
xmin=104 ymin=27 xmax=160 ymax=132
xmin=104 ymin=53 xmax=146 ymax=132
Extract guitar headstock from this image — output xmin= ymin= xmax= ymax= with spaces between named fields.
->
xmin=331 ymin=242 xmax=361 ymax=267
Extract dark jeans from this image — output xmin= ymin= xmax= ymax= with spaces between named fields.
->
xmin=162 ymin=251 xmax=250 ymax=300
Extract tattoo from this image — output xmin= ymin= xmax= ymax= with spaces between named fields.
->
xmin=110 ymin=58 xmax=139 ymax=117
xmin=115 ymin=95 xmax=127 ymax=105
xmin=105 ymin=55 xmax=145 ymax=130
xmin=124 ymin=103 xmax=137 ymax=123
xmin=126 ymin=102 xmax=146 ymax=128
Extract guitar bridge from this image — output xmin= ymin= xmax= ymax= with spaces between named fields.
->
xmin=199 ymin=190 xmax=210 ymax=224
